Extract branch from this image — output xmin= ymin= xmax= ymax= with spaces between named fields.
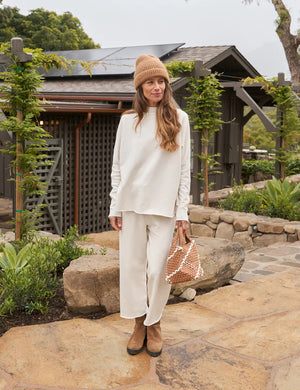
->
xmin=295 ymin=34 xmax=300 ymax=48
xmin=272 ymin=0 xmax=292 ymax=33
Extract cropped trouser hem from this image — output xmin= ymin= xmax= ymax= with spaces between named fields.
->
xmin=119 ymin=211 xmax=174 ymax=327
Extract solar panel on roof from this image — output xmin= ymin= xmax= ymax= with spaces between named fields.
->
xmin=47 ymin=47 xmax=119 ymax=61
xmin=42 ymin=43 xmax=184 ymax=78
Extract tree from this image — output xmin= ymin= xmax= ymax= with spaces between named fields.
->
xmin=166 ymin=61 xmax=224 ymax=206
xmin=0 ymin=39 xmax=93 ymax=240
xmin=243 ymin=0 xmax=300 ymax=88
xmin=185 ymin=75 xmax=224 ymax=206
xmin=0 ymin=7 xmax=100 ymax=51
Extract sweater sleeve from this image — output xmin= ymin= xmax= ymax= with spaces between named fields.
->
xmin=108 ymin=117 xmax=123 ymax=217
xmin=175 ymin=112 xmax=191 ymax=221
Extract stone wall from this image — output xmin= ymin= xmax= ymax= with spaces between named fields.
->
xmin=189 ymin=205 xmax=300 ymax=250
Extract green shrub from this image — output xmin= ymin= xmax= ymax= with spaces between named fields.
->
xmin=260 ymin=176 xmax=300 ymax=220
xmin=242 ymin=158 xmax=300 ymax=183
xmin=54 ymin=225 xmax=94 ymax=273
xmin=219 ymin=183 xmax=262 ymax=215
xmin=286 ymin=159 xmax=300 ymax=176
xmin=219 ymin=177 xmax=300 ymax=221
xmin=0 ymin=240 xmax=60 ymax=315
xmin=241 ymin=159 xmax=275 ymax=182
xmin=0 ymin=225 xmax=96 ymax=316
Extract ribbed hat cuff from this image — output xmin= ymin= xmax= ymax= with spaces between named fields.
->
xmin=134 ymin=68 xmax=169 ymax=89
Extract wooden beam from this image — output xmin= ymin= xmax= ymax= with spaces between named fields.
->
xmin=242 ymin=96 xmax=273 ymax=127
xmin=234 ymin=85 xmax=277 ymax=134
xmin=242 ymin=109 xmax=256 ymax=126
xmin=193 ymin=60 xmax=211 ymax=79
xmin=39 ymin=106 xmax=125 ymax=113
xmin=171 ymin=76 xmax=189 ymax=92
xmin=35 ymin=94 xmax=133 ymax=102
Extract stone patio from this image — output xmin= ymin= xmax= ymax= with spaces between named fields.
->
xmin=0 ymin=196 xmax=299 ymax=389
xmin=0 ymin=269 xmax=299 ymax=390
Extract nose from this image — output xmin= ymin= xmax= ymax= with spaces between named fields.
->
xmin=153 ymin=81 xmax=160 ymax=90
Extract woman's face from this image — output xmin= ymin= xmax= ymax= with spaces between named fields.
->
xmin=141 ymin=76 xmax=166 ymax=107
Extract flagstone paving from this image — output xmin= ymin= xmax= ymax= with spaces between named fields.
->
xmin=0 ymin=268 xmax=299 ymax=390
xmin=232 ymin=240 xmax=300 ymax=283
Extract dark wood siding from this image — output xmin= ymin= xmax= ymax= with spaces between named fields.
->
xmin=40 ymin=112 xmax=120 ymax=234
xmin=79 ymin=113 xmax=120 ymax=234
xmin=0 ymin=130 xmax=14 ymax=200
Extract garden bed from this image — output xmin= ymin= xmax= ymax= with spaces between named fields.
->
xmin=0 ymin=227 xmax=107 ymax=335
xmin=0 ymin=284 xmax=107 ymax=337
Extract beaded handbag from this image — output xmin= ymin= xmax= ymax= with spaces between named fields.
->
xmin=166 ymin=226 xmax=203 ymax=284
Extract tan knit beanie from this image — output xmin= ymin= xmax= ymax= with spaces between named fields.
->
xmin=134 ymin=54 xmax=170 ymax=90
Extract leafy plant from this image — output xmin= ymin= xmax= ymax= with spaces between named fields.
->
xmin=0 ymin=242 xmax=32 ymax=274
xmin=0 ymin=240 xmax=59 ymax=315
xmin=219 ymin=177 xmax=300 ymax=221
xmin=166 ymin=61 xmax=224 ymax=205
xmin=54 ymin=225 xmax=94 ymax=273
xmin=286 ymin=159 xmax=300 ymax=176
xmin=0 ymin=225 xmax=98 ymax=316
xmin=166 ymin=60 xmax=195 ymax=78
xmin=242 ymin=159 xmax=275 ymax=182
xmin=260 ymin=176 xmax=300 ymax=220
xmin=219 ymin=182 xmax=262 ymax=215
xmin=185 ymin=74 xmax=224 ymax=205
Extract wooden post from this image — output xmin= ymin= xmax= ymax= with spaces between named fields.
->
xmin=15 ymin=111 xmax=23 ymax=240
xmin=275 ymin=73 xmax=291 ymax=180
xmin=191 ymin=61 xmax=211 ymax=205
xmin=0 ymin=38 xmax=32 ymax=240
xmin=275 ymin=107 xmax=283 ymax=180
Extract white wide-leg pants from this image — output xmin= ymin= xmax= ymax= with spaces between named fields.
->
xmin=119 ymin=211 xmax=175 ymax=326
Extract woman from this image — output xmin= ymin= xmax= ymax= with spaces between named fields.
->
xmin=109 ymin=54 xmax=190 ymax=357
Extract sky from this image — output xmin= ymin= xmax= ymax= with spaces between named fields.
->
xmin=1 ymin=0 xmax=300 ymax=79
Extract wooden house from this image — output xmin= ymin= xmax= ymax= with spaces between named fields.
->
xmin=0 ymin=43 xmax=276 ymax=235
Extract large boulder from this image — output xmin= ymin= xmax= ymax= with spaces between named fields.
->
xmin=63 ymin=237 xmax=244 ymax=315
xmin=171 ymin=237 xmax=245 ymax=295
xmin=63 ymin=247 xmax=119 ymax=315
xmin=86 ymin=231 xmax=119 ymax=250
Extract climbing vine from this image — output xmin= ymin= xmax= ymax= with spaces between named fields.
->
xmin=0 ymin=42 xmax=92 ymax=240
xmin=244 ymin=76 xmax=300 ymax=180
xmin=166 ymin=61 xmax=224 ymax=206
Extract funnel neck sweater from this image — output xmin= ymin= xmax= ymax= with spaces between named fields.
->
xmin=109 ymin=107 xmax=191 ymax=221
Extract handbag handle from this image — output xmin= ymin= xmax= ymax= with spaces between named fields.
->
xmin=177 ymin=225 xmax=191 ymax=246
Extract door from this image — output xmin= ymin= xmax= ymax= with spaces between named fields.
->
xmin=26 ymin=138 xmax=63 ymax=235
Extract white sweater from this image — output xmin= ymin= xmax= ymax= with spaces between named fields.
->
xmin=109 ymin=107 xmax=191 ymax=221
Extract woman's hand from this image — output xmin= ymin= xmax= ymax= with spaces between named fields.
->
xmin=175 ymin=220 xmax=189 ymax=234
xmin=109 ymin=216 xmax=122 ymax=231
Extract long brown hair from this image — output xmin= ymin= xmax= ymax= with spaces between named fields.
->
xmin=126 ymin=82 xmax=181 ymax=152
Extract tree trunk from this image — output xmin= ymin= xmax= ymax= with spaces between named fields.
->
xmin=15 ymin=109 xmax=23 ymax=240
xmin=281 ymin=136 xmax=285 ymax=180
xmin=271 ymin=0 xmax=300 ymax=88
xmin=203 ymin=129 xmax=209 ymax=207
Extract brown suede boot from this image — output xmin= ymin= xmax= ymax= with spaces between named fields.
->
xmin=146 ymin=321 xmax=162 ymax=357
xmin=127 ymin=315 xmax=147 ymax=355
